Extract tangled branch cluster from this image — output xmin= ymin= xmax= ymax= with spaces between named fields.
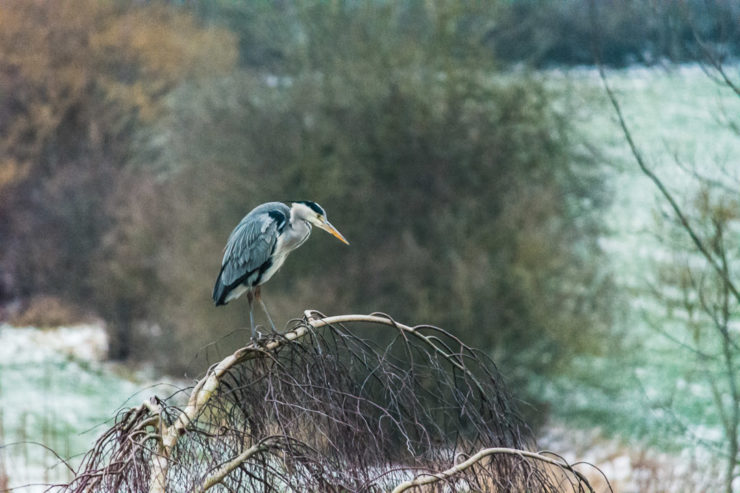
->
xmin=56 ymin=312 xmax=606 ymax=492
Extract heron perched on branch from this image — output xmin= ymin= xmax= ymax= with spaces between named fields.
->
xmin=213 ymin=201 xmax=349 ymax=340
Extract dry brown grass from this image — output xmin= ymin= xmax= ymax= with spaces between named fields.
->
xmin=9 ymin=295 xmax=90 ymax=328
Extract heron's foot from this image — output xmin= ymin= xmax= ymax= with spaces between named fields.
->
xmin=254 ymin=326 xmax=280 ymax=346
xmin=267 ymin=324 xmax=281 ymax=337
xmin=250 ymin=329 xmax=264 ymax=346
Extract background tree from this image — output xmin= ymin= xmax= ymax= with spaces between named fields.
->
xmin=650 ymin=189 xmax=740 ymax=492
xmin=0 ymin=0 xmax=237 ymax=357
xmin=593 ymin=1 xmax=740 ymax=489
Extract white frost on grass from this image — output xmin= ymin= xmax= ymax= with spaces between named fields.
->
xmin=0 ymin=323 xmax=108 ymax=363
xmin=0 ymin=323 xmax=169 ymax=491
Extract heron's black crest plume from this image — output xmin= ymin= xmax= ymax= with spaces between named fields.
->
xmin=290 ymin=200 xmax=325 ymax=216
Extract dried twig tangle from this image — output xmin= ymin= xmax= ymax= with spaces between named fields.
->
xmin=59 ymin=311 xmax=607 ymax=492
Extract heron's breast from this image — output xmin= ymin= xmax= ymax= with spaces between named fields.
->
xmin=256 ymin=223 xmax=309 ymax=285
xmin=258 ymin=253 xmax=288 ymax=285
xmin=281 ymin=222 xmax=311 ymax=251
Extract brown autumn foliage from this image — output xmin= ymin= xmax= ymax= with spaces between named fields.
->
xmin=0 ymin=0 xmax=237 ymax=357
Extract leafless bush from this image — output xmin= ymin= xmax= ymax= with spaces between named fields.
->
xmin=55 ymin=312 xmax=606 ymax=492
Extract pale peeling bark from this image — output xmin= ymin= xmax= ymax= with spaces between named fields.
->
xmin=198 ymin=439 xmax=274 ymax=493
xmin=147 ymin=322 xmax=311 ymax=492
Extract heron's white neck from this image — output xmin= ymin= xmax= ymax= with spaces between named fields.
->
xmin=289 ymin=202 xmax=317 ymax=223
xmin=281 ymin=214 xmax=311 ymax=253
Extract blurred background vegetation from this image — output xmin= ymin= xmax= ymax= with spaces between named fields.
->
xmin=0 ymin=0 xmax=738 ymax=431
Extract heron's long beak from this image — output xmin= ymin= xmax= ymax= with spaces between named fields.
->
xmin=319 ymin=220 xmax=350 ymax=245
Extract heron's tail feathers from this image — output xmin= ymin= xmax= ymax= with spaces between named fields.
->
xmin=213 ymin=272 xmax=229 ymax=306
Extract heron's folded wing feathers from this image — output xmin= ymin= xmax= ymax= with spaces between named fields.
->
xmin=219 ymin=208 xmax=285 ymax=287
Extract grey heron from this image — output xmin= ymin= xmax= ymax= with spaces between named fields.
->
xmin=212 ymin=201 xmax=349 ymax=340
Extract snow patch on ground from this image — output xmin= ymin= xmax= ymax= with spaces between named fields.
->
xmin=0 ymin=323 xmax=109 ymax=363
xmin=539 ymin=424 xmax=724 ymax=493
xmin=0 ymin=323 xmax=167 ymax=492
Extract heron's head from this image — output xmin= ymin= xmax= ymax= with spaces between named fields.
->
xmin=289 ymin=201 xmax=349 ymax=245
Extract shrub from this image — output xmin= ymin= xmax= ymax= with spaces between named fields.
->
xmin=116 ymin=1 xmax=614 ymax=382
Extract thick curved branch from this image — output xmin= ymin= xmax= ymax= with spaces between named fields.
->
xmin=306 ymin=311 xmax=489 ymax=397
xmin=390 ymin=447 xmax=596 ymax=493
xmin=198 ymin=437 xmax=279 ymax=493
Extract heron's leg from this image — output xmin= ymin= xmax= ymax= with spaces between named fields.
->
xmin=255 ymin=286 xmax=277 ymax=333
xmin=247 ymin=290 xmax=258 ymax=342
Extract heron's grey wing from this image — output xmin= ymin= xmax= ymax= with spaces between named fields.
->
xmin=219 ymin=207 xmax=288 ymax=288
